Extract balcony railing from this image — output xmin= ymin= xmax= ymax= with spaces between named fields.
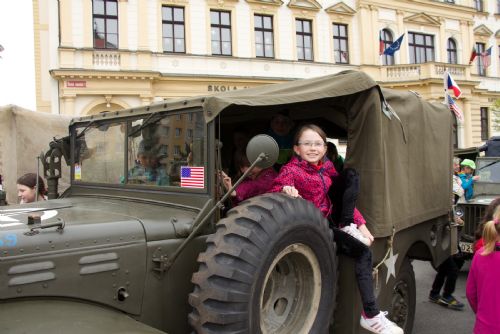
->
xmin=93 ymin=51 xmax=121 ymax=69
xmin=373 ymin=62 xmax=469 ymax=83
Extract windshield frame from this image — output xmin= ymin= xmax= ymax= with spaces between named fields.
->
xmin=70 ymin=108 xmax=209 ymax=193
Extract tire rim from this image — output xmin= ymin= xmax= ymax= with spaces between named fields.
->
xmin=259 ymin=243 xmax=322 ymax=334
xmin=391 ymin=279 xmax=409 ymax=329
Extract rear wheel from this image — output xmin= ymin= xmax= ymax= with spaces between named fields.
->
xmin=189 ymin=193 xmax=337 ymax=333
xmin=389 ymin=258 xmax=416 ymax=333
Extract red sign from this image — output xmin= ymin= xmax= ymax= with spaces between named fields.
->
xmin=66 ymin=80 xmax=86 ymax=88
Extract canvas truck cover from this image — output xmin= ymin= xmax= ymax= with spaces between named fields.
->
xmin=201 ymin=71 xmax=453 ymax=237
xmin=0 ymin=105 xmax=72 ymax=204
xmin=73 ymin=71 xmax=453 ymax=237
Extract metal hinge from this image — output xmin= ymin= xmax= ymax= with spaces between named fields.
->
xmin=152 ymin=248 xmax=173 ymax=276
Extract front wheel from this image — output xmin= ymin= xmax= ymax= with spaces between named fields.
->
xmin=189 ymin=193 xmax=337 ymax=334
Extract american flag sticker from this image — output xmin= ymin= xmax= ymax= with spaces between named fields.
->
xmin=180 ymin=166 xmax=205 ymax=188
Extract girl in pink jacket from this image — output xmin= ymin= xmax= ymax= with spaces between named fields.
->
xmin=466 ymin=207 xmax=500 ymax=334
xmin=270 ymin=124 xmax=403 ymax=334
xmin=221 ymin=151 xmax=277 ymax=205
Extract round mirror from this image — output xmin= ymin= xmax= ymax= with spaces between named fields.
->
xmin=246 ymin=134 xmax=279 ymax=169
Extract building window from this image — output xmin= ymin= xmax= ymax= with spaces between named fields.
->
xmin=255 ymin=14 xmax=274 ymax=58
xmin=474 ymin=0 xmax=484 ymax=11
xmin=381 ymin=29 xmax=394 ymax=65
xmin=174 ymin=145 xmax=181 ymax=156
xmin=481 ymin=107 xmax=489 ymax=140
xmin=93 ymin=0 xmax=118 ymax=49
xmin=476 ymin=42 xmax=486 ymax=76
xmin=176 ymin=114 xmax=181 ymax=120
xmin=187 ymin=129 xmax=193 ymax=138
xmin=188 ymin=113 xmax=193 ymax=122
xmin=211 ymin=10 xmax=232 ymax=56
xmin=333 ymin=23 xmax=349 ymax=64
xmin=409 ymin=32 xmax=434 ymax=64
xmin=162 ymin=6 xmax=185 ymax=53
xmin=447 ymin=38 xmax=457 ymax=64
xmin=296 ymin=19 xmax=313 ymax=61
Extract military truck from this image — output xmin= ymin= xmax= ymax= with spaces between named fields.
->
xmin=456 ymin=154 xmax=500 ymax=257
xmin=0 ymin=71 xmax=455 ymax=334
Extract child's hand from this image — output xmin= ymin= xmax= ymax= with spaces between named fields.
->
xmin=219 ymin=171 xmax=232 ymax=191
xmin=282 ymin=185 xmax=301 ymax=198
xmin=358 ymin=224 xmax=374 ymax=246
xmin=473 ymin=175 xmax=480 ymax=181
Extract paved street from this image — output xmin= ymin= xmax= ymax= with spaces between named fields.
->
xmin=413 ymin=260 xmax=475 ymax=334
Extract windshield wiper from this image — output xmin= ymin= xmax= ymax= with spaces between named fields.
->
xmin=128 ymin=113 xmax=163 ymax=138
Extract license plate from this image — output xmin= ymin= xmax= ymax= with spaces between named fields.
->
xmin=460 ymin=241 xmax=474 ymax=253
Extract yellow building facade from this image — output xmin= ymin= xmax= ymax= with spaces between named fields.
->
xmin=33 ymin=0 xmax=500 ymax=147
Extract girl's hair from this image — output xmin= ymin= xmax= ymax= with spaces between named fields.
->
xmin=16 ymin=173 xmax=47 ymax=196
xmin=475 ymin=197 xmax=500 ymax=241
xmin=233 ymin=151 xmax=250 ymax=170
xmin=293 ymin=124 xmax=327 ymax=146
xmin=481 ymin=205 xmax=500 ymax=256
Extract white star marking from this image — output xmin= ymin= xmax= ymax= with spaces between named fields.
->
xmin=383 ymin=248 xmax=399 ymax=284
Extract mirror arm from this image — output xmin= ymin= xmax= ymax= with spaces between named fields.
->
xmin=163 ymin=152 xmax=268 ymax=272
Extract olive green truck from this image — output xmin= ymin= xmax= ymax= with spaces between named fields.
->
xmin=0 ymin=71 xmax=455 ymax=333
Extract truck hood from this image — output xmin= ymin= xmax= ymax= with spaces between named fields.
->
xmin=0 ymin=196 xmax=198 ymax=315
xmin=459 ymin=195 xmax=498 ymax=206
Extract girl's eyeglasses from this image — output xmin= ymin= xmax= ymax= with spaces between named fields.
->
xmin=297 ymin=142 xmax=325 ymax=148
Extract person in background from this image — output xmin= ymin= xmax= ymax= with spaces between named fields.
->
xmin=267 ymin=111 xmax=294 ymax=169
xmin=478 ymin=136 xmax=500 ymax=157
xmin=326 ymin=141 xmax=344 ymax=172
xmin=458 ymin=159 xmax=479 ymax=201
xmin=17 ymin=173 xmax=47 ymax=204
xmin=221 ymin=151 xmax=277 ymax=206
xmin=428 ymin=157 xmax=466 ymax=310
xmin=270 ymin=124 xmax=402 ymax=334
xmin=473 ymin=197 xmax=500 ymax=253
xmin=466 ymin=205 xmax=500 ymax=334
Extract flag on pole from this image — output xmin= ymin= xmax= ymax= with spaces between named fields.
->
xmin=379 ymin=32 xmax=384 ymax=55
xmin=481 ymin=46 xmax=492 ymax=68
xmin=468 ymin=47 xmax=477 ymax=65
xmin=447 ymin=93 xmax=463 ymax=122
xmin=383 ymin=34 xmax=404 ymax=56
xmin=444 ymin=71 xmax=462 ymax=99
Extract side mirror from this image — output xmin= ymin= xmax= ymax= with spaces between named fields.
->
xmin=246 ymin=134 xmax=279 ymax=169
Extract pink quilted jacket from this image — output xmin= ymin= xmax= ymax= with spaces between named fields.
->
xmin=270 ymin=156 xmax=366 ymax=226
xmin=234 ymin=167 xmax=278 ymax=205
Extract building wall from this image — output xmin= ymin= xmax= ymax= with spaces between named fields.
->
xmin=33 ymin=0 xmax=500 ymax=147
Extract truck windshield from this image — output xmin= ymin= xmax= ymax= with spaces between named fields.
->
xmin=476 ymin=158 xmax=500 ymax=183
xmin=73 ymin=110 xmax=206 ymax=189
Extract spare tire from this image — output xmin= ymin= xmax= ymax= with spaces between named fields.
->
xmin=189 ymin=193 xmax=337 ymax=334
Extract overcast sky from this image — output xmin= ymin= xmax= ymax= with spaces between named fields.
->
xmin=0 ymin=1 xmax=36 ymax=110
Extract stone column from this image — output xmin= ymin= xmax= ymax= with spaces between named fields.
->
xmin=439 ymin=18 xmax=446 ymax=63
xmin=396 ymin=10 xmax=406 ymax=64
xmin=463 ymin=99 xmax=472 ymax=147
xmin=63 ymin=96 xmax=75 ymax=116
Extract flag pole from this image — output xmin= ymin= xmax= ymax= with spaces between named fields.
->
xmin=443 ymin=70 xmax=448 ymax=104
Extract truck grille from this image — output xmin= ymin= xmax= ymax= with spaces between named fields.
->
xmin=461 ymin=204 xmax=486 ymax=241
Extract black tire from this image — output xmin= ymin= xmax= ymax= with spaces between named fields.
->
xmin=189 ymin=193 xmax=337 ymax=334
xmin=389 ymin=258 xmax=416 ymax=334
